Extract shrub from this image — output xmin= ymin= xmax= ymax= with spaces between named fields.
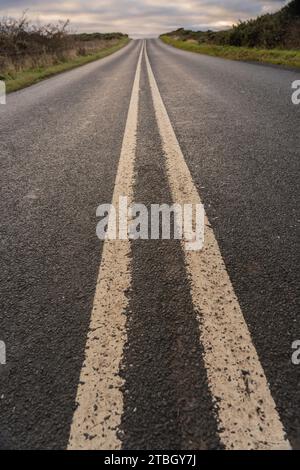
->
xmin=0 ymin=14 xmax=128 ymax=77
xmin=162 ymin=0 xmax=300 ymax=50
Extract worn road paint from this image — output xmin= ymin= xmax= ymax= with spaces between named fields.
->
xmin=68 ymin=41 xmax=144 ymax=450
xmin=145 ymin=41 xmax=290 ymax=450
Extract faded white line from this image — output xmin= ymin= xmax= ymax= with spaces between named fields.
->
xmin=145 ymin=41 xmax=290 ymax=450
xmin=68 ymin=41 xmax=144 ymax=450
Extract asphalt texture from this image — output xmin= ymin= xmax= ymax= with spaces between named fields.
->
xmin=119 ymin=55 xmax=221 ymax=450
xmin=0 ymin=40 xmax=140 ymax=449
xmin=0 ymin=38 xmax=299 ymax=449
xmin=146 ymin=39 xmax=300 ymax=448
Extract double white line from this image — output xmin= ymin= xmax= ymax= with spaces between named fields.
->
xmin=68 ymin=40 xmax=290 ymax=450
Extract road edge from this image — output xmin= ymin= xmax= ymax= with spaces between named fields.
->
xmin=160 ymin=36 xmax=300 ymax=70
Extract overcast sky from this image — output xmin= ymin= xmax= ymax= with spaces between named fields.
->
xmin=0 ymin=0 xmax=288 ymax=38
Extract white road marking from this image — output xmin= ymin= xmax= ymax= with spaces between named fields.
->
xmin=145 ymin=41 xmax=290 ymax=450
xmin=68 ymin=41 xmax=144 ymax=450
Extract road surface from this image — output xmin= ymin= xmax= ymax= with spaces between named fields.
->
xmin=0 ymin=39 xmax=299 ymax=450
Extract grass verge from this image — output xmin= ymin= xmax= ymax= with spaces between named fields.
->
xmin=4 ymin=37 xmax=130 ymax=93
xmin=160 ymin=36 xmax=300 ymax=69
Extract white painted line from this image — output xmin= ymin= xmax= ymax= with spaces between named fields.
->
xmin=68 ymin=41 xmax=144 ymax=450
xmin=145 ymin=41 xmax=290 ymax=450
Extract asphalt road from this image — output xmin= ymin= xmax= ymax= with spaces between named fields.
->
xmin=0 ymin=38 xmax=299 ymax=450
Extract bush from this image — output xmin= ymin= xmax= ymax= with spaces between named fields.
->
xmin=0 ymin=14 xmax=128 ymax=77
xmin=162 ymin=0 xmax=300 ymax=50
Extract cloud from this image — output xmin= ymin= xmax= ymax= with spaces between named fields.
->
xmin=0 ymin=0 xmax=288 ymax=37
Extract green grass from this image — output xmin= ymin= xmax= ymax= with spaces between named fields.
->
xmin=4 ymin=37 xmax=130 ymax=93
xmin=160 ymin=36 xmax=300 ymax=69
